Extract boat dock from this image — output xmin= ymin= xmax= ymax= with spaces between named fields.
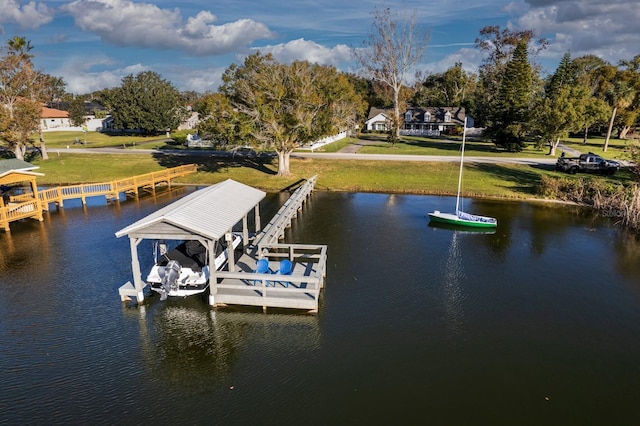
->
xmin=211 ymin=176 xmax=326 ymax=313
xmin=1 ymin=164 xmax=196 ymax=232
xmin=116 ymin=175 xmax=327 ymax=313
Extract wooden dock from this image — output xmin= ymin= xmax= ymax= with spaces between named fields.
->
xmin=1 ymin=164 xmax=197 ymax=231
xmin=209 ymin=175 xmax=327 ymax=313
xmin=211 ymin=243 xmax=327 ymax=313
xmin=253 ymin=175 xmax=317 ymax=246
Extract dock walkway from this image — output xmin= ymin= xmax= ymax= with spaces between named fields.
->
xmin=1 ymin=164 xmax=197 ymax=231
xmin=209 ymin=175 xmax=327 ymax=313
xmin=252 ymin=175 xmax=317 ymax=247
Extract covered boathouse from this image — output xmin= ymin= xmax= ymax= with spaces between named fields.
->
xmin=115 ymin=178 xmax=327 ymax=313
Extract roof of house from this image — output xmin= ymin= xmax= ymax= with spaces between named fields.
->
xmin=41 ymin=106 xmax=69 ymax=119
xmin=405 ymin=106 xmax=467 ymax=124
xmin=115 ymin=179 xmax=266 ymax=241
xmin=367 ymin=107 xmax=391 ymax=120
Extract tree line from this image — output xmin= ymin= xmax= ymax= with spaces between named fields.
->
xmin=1 ymin=7 xmax=639 ymax=176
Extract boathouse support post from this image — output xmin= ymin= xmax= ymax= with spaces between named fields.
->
xmin=207 ymin=239 xmax=217 ymax=306
xmin=254 ymin=205 xmax=261 ymax=232
xmin=242 ymin=215 xmax=249 ymax=247
xmin=129 ymin=237 xmax=145 ymax=302
xmin=226 ymin=232 xmax=235 ymax=272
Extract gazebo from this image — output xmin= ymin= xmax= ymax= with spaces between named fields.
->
xmin=0 ymin=159 xmax=44 ymax=232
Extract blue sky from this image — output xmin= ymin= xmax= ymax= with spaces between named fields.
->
xmin=1 ymin=0 xmax=638 ymax=94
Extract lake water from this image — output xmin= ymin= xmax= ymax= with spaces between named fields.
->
xmin=2 ymin=188 xmax=640 ymax=425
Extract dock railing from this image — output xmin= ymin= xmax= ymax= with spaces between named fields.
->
xmin=9 ymin=164 xmax=197 ymax=209
xmin=253 ymin=175 xmax=317 ymax=246
xmin=2 ymin=164 xmax=197 ymax=232
xmin=212 ymin=243 xmax=327 ymax=312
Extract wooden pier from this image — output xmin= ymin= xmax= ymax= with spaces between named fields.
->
xmin=253 ymin=175 xmax=317 ymax=246
xmin=210 ymin=176 xmax=326 ymax=312
xmin=1 ymin=164 xmax=197 ymax=232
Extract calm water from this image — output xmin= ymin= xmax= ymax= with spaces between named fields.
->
xmin=2 ymin=188 xmax=640 ymax=425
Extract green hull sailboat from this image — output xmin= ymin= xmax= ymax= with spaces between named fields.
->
xmin=428 ymin=117 xmax=497 ymax=229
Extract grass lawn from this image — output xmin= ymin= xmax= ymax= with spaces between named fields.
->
xmin=39 ymin=130 xmax=169 ymax=149
xmin=556 ymin=135 xmax=637 ymax=161
xmin=29 ymin=132 xmax=637 ymax=200
xmin=32 ymin=152 xmax=567 ymax=199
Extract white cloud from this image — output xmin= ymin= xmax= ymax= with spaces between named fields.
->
xmin=256 ymin=38 xmax=352 ymax=66
xmin=0 ymin=0 xmax=54 ymax=29
xmin=60 ymin=0 xmax=275 ymax=56
xmin=56 ymin=55 xmax=148 ymax=93
xmin=518 ymin=0 xmax=640 ymax=64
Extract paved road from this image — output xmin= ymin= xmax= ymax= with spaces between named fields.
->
xmin=53 ymin=145 xmax=559 ymax=166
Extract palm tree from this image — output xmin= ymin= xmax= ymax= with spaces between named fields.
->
xmin=604 ymin=78 xmax=635 ymax=151
xmin=7 ymin=36 xmax=34 ymax=59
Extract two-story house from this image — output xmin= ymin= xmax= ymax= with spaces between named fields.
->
xmin=365 ymin=106 xmax=472 ymax=136
xmin=402 ymin=107 xmax=470 ymax=136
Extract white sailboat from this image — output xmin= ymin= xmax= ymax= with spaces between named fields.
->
xmin=428 ymin=117 xmax=497 ymax=228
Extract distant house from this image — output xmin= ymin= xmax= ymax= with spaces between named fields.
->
xmin=178 ymin=106 xmax=200 ymax=131
xmin=402 ymin=107 xmax=471 ymax=136
xmin=40 ymin=106 xmax=70 ymax=130
xmin=364 ymin=108 xmax=391 ymax=131
xmin=365 ymin=106 xmax=472 ymax=136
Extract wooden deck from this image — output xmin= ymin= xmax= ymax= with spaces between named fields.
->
xmin=208 ymin=176 xmax=327 ymax=313
xmin=211 ymin=243 xmax=327 ymax=313
xmin=1 ymin=165 xmax=197 ymax=231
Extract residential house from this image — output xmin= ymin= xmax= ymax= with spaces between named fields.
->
xmin=40 ymin=105 xmax=70 ymax=130
xmin=402 ymin=107 xmax=471 ymax=136
xmin=364 ymin=108 xmax=391 ymax=131
xmin=365 ymin=106 xmax=472 ymax=136
xmin=178 ymin=105 xmax=200 ymax=131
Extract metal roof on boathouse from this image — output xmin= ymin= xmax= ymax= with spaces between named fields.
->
xmin=115 ymin=179 xmax=265 ymax=240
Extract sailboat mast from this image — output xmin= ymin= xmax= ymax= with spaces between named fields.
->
xmin=455 ymin=117 xmax=467 ymax=214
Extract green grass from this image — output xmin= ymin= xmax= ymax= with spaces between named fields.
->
xmin=39 ymin=131 xmax=169 ymax=149
xmin=352 ymin=134 xmax=554 ymax=158
xmin=556 ymin=135 xmax=637 ymax=161
xmin=32 ymin=152 xmax=567 ymax=199
xmin=30 ymin=133 xmax=637 ymax=200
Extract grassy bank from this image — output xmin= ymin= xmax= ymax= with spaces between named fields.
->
xmin=33 ymin=152 xmax=562 ymax=199
xmin=30 ymin=132 xmax=637 ymax=202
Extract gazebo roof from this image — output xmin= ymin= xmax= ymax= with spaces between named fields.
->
xmin=115 ymin=179 xmax=266 ymax=241
xmin=0 ymin=159 xmax=43 ymax=185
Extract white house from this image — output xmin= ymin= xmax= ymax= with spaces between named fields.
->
xmin=364 ymin=108 xmax=391 ymax=131
xmin=40 ymin=106 xmax=70 ymax=130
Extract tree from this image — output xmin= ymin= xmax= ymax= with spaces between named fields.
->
xmin=536 ymin=85 xmax=590 ymax=155
xmin=573 ymin=55 xmax=613 ymax=143
xmin=221 ymin=53 xmax=363 ymax=176
xmin=104 ymin=71 xmax=186 ymax=134
xmin=473 ymin=26 xmax=546 ymax=127
xmin=68 ymin=97 xmax=86 ymax=127
xmin=415 ymin=63 xmax=477 ymax=107
xmin=0 ymin=37 xmax=48 ymax=160
xmin=353 ymin=6 xmax=429 ymax=142
xmin=485 ymin=40 xmax=534 ymax=151
xmin=603 ymin=71 xmax=636 ymax=151
xmin=195 ymin=92 xmax=251 ymax=146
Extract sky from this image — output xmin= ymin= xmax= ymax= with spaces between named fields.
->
xmin=0 ymin=0 xmax=638 ymax=95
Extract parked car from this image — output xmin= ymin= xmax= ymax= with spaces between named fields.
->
xmin=555 ymin=152 xmax=620 ymax=175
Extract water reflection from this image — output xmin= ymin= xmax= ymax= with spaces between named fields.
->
xmin=442 ymin=231 xmax=465 ymax=336
xmin=122 ymin=297 xmax=321 ymax=389
xmin=3 ymin=189 xmax=640 ymax=424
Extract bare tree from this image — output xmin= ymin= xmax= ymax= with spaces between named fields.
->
xmin=353 ymin=5 xmax=429 ymax=142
